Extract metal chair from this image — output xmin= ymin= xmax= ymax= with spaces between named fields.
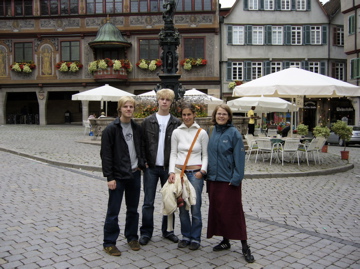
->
xmin=315 ymin=136 xmax=327 ymax=164
xmin=245 ymin=134 xmax=258 ymax=161
xmin=267 ymin=129 xmax=278 ymax=137
xmin=298 ymin=138 xmax=319 ymax=166
xmin=279 ymin=138 xmax=301 ymax=166
xmin=255 ymin=138 xmax=279 ymax=165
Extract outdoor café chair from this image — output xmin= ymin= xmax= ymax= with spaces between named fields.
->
xmin=298 ymin=138 xmax=319 ymax=166
xmin=255 ymin=138 xmax=279 ymax=165
xmin=279 ymin=138 xmax=301 ymax=166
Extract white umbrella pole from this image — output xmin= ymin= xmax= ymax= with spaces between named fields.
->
xmin=290 ymin=98 xmax=294 ymax=137
xmin=106 ymin=101 xmax=108 ymax=116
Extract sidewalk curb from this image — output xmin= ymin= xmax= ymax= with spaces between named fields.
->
xmin=1 ymin=147 xmax=354 ymax=178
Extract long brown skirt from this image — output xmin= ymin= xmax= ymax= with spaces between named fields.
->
xmin=207 ymin=181 xmax=247 ymax=240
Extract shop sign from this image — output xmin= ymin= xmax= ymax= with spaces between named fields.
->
xmin=336 ymin=107 xmax=353 ymax=111
xmin=296 ymin=95 xmax=304 ymax=108
xmin=304 ymin=101 xmax=316 ymax=109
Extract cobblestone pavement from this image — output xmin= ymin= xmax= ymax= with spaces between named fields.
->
xmin=0 ymin=125 xmax=359 ymax=268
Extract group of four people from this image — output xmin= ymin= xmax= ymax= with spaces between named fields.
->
xmin=100 ymin=88 xmax=254 ymax=263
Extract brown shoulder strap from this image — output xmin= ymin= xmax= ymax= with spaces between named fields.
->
xmin=180 ymin=128 xmax=202 ymax=178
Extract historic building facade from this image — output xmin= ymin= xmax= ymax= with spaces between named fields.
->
xmin=220 ymin=0 xmax=359 ymax=129
xmin=0 ymin=0 xmax=220 ymax=125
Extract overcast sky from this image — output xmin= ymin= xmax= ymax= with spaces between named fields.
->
xmin=219 ymin=0 xmax=329 ymax=8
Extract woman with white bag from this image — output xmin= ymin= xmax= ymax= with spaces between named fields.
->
xmin=168 ymin=103 xmax=208 ymax=251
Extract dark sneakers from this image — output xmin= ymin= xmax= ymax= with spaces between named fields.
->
xmin=164 ymin=233 xmax=179 ymax=243
xmin=189 ymin=242 xmax=200 ymax=250
xmin=178 ymin=240 xmax=190 ymax=248
xmin=213 ymin=240 xmax=231 ymax=251
xmin=139 ymin=236 xmax=150 ymax=245
xmin=242 ymin=246 xmax=255 ymax=263
xmin=104 ymin=245 xmax=121 ymax=256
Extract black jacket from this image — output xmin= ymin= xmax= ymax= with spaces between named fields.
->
xmin=141 ymin=113 xmax=181 ymax=168
xmin=100 ymin=117 xmax=145 ymax=182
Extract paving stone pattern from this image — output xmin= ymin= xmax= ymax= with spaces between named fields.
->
xmin=0 ymin=125 xmax=359 ymax=268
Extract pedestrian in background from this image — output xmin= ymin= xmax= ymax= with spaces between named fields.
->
xmin=101 ymin=96 xmax=145 ymax=256
xmin=247 ymin=106 xmax=257 ymax=135
xmin=168 ymin=103 xmax=209 ymax=250
xmin=206 ymin=104 xmax=255 ymax=263
xmin=139 ymin=88 xmax=181 ymax=246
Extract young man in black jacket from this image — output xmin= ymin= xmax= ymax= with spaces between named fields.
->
xmin=139 ymin=88 xmax=181 ymax=245
xmin=101 ymin=96 xmax=145 ymax=256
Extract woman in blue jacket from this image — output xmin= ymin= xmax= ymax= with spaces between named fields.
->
xmin=206 ymin=104 xmax=254 ymax=263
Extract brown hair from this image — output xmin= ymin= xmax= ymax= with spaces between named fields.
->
xmin=117 ymin=96 xmax=136 ymax=117
xmin=211 ymin=104 xmax=233 ymax=125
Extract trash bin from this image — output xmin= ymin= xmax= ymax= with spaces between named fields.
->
xmin=64 ymin=110 xmax=71 ymax=124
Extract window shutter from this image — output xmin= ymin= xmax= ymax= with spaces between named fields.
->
xmin=283 ymin=61 xmax=290 ymax=69
xmin=284 ymin=25 xmax=291 ymax=45
xmin=301 ymin=61 xmax=309 ymax=70
xmin=245 ymin=61 xmax=252 ymax=81
xmin=331 ymin=62 xmax=336 ymax=77
xmin=245 ymin=25 xmax=253 ymax=45
xmin=304 ymin=25 xmax=310 ymax=45
xmin=265 ymin=25 xmax=272 ymax=45
xmin=264 ymin=61 xmax=271 ymax=75
xmin=320 ymin=61 xmax=326 ymax=75
xmin=333 ymin=27 xmax=337 ymax=45
xmin=228 ymin=25 xmax=233 ymax=45
xmin=291 ymin=0 xmax=296 ymax=10
xmin=260 ymin=0 xmax=264 ymax=10
xmin=322 ymin=25 xmax=327 ymax=45
xmin=227 ymin=61 xmax=232 ymax=80
xmin=244 ymin=0 xmax=248 ymax=10
xmin=275 ymin=0 xmax=281 ymax=10
xmin=307 ymin=0 xmax=311 ymax=11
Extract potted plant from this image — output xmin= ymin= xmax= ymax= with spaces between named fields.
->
xmin=331 ymin=120 xmax=353 ymax=160
xmin=296 ymin=124 xmax=309 ymax=137
xmin=312 ymin=125 xmax=330 ymax=152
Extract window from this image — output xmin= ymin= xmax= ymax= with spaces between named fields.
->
xmin=281 ymin=0 xmax=290 ymax=10
xmin=272 ymin=26 xmax=283 ymax=45
xmin=61 ymin=41 xmax=80 ymax=62
xmin=290 ymin=62 xmax=301 ymax=68
xmin=309 ymin=62 xmax=320 ymax=74
xmin=271 ymin=62 xmax=282 ymax=73
xmin=310 ymin=26 xmax=321 ymax=45
xmin=87 ymin=0 xmax=123 ymax=14
xmin=296 ymin=0 xmax=306 ymax=11
xmin=291 ymin=26 xmax=302 ymax=45
xmin=233 ymin=26 xmax=245 ymax=45
xmin=350 ymin=58 xmax=360 ymax=79
xmin=139 ymin=39 xmax=159 ymax=60
xmin=264 ymin=0 xmax=274 ymax=10
xmin=232 ymin=62 xmax=243 ymax=80
xmin=177 ymin=0 xmax=212 ymax=11
xmin=333 ymin=63 xmax=345 ymax=81
xmin=41 ymin=0 xmax=78 ymax=15
xmin=184 ymin=38 xmax=205 ymax=58
xmin=348 ymin=15 xmax=355 ymax=35
xmin=333 ymin=27 xmax=344 ymax=46
xmin=252 ymin=26 xmax=264 ymax=45
xmin=0 ymin=0 xmax=32 ymax=16
xmin=14 ymin=43 xmax=33 ymax=62
xmin=251 ymin=62 xmax=262 ymax=79
xmin=249 ymin=0 xmax=259 ymax=10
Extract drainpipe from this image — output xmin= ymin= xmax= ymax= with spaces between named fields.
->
xmin=219 ymin=11 xmax=224 ymax=99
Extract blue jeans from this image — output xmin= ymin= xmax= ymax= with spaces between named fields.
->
xmin=140 ymin=166 xmax=175 ymax=238
xmin=179 ymin=171 xmax=204 ymax=244
xmin=103 ymin=170 xmax=141 ymax=247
